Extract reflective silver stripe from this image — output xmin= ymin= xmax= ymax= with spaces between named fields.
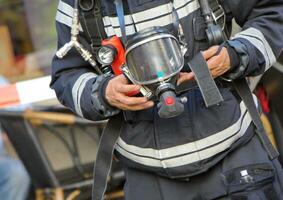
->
xmin=56 ymin=11 xmax=73 ymax=28
xmin=72 ymin=73 xmax=97 ymax=117
xmin=103 ymin=0 xmax=199 ymax=36
xmin=135 ymin=14 xmax=173 ymax=31
xmin=234 ymin=27 xmax=276 ymax=71
xmin=116 ymin=97 xmax=257 ymax=168
xmin=116 ymin=109 xmax=252 ymax=168
xmin=56 ymin=0 xmax=199 ymax=37
xmin=132 ymin=0 xmax=198 ymax=23
xmin=135 ymin=0 xmax=199 ymax=31
xmin=174 ymin=0 xmax=200 ymax=19
xmin=115 ymin=146 xmax=164 ymax=167
xmin=58 ymin=0 xmax=74 ymax=17
xmin=132 ymin=3 xmax=172 ymax=23
xmin=56 ymin=1 xmax=83 ymax=31
xmin=103 ymin=15 xmax=135 ymax=28
xmin=164 ymin=111 xmax=252 ymax=168
xmin=117 ymin=101 xmax=248 ymax=159
xmin=103 ymin=15 xmax=136 ymax=37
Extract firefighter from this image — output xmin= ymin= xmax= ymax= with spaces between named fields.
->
xmin=51 ymin=0 xmax=283 ymax=199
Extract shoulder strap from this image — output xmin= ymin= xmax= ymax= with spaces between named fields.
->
xmin=92 ymin=113 xmax=124 ymax=200
xmin=188 ymin=52 xmax=224 ymax=107
xmin=79 ymin=0 xmax=107 ymax=53
xmin=232 ymin=78 xmax=279 ymax=160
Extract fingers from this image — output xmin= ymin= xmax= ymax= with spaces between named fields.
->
xmin=177 ymin=72 xmax=195 ymax=85
xmin=116 ymin=94 xmax=148 ymax=105
xmin=109 ymin=91 xmax=154 ymax=110
xmin=116 ymin=84 xmax=141 ymax=93
xmin=206 ymin=47 xmax=231 ymax=78
xmin=117 ymin=101 xmax=155 ymax=111
xmin=202 ymin=46 xmax=219 ymax=60
xmin=117 ymin=74 xmax=130 ymax=84
xmin=105 ymin=75 xmax=155 ymax=111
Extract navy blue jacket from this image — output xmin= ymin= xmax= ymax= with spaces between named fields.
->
xmin=51 ymin=0 xmax=283 ymax=177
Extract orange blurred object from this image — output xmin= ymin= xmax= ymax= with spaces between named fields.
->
xmin=101 ymin=36 xmax=125 ymax=75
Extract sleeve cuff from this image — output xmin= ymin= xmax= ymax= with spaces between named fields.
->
xmin=98 ymin=74 xmax=119 ymax=110
xmin=91 ymin=74 xmax=120 ymax=118
xmin=222 ymin=40 xmax=250 ymax=80
xmin=223 ymin=42 xmax=241 ymax=72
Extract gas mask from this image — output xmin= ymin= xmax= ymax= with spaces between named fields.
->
xmin=125 ymin=26 xmax=187 ymax=118
xmin=96 ymin=26 xmax=188 ymax=118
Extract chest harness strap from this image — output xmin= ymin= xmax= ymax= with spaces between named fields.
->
xmin=79 ymin=0 xmax=107 ymax=53
xmin=233 ymin=78 xmax=279 ymax=160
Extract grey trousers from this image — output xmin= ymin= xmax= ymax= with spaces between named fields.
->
xmin=123 ymin=134 xmax=283 ymax=200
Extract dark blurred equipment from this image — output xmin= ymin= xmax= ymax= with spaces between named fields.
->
xmin=198 ymin=0 xmax=226 ymax=46
xmin=261 ymin=59 xmax=283 ymax=164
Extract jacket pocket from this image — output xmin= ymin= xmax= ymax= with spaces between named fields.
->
xmin=223 ymin=163 xmax=280 ymax=200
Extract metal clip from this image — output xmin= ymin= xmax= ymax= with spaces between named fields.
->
xmin=56 ymin=8 xmax=102 ymax=74
xmin=121 ymin=67 xmax=153 ymax=99
xmin=212 ymin=3 xmax=226 ymax=31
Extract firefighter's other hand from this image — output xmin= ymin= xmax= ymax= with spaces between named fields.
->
xmin=177 ymin=45 xmax=231 ymax=85
xmin=203 ymin=45 xmax=231 ymax=78
xmin=105 ymin=75 xmax=154 ymax=111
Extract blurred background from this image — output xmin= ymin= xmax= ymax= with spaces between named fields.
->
xmin=0 ymin=1 xmax=282 ymax=200
xmin=0 ymin=0 xmax=56 ymax=81
xmin=0 ymin=1 xmax=124 ymax=200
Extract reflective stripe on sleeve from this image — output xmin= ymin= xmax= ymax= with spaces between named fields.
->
xmin=234 ymin=27 xmax=276 ymax=71
xmin=56 ymin=0 xmax=83 ymax=31
xmin=72 ymin=73 xmax=97 ymax=117
xmin=58 ymin=0 xmax=74 ymax=17
xmin=56 ymin=10 xmax=73 ymax=28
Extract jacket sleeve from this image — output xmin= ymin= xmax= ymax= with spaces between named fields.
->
xmin=222 ymin=0 xmax=283 ymax=79
xmin=50 ymin=0 xmax=119 ymax=121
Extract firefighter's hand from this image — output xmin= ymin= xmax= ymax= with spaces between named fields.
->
xmin=105 ymin=75 xmax=154 ymax=111
xmin=177 ymin=46 xmax=231 ymax=85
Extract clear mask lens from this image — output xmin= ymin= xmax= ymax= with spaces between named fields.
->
xmin=126 ymin=34 xmax=184 ymax=85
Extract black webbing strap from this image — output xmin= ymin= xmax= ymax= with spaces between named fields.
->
xmin=188 ymin=52 xmax=223 ymax=107
xmin=233 ymin=78 xmax=279 ymax=160
xmin=92 ymin=113 xmax=124 ymax=200
xmin=79 ymin=0 xmax=107 ymax=52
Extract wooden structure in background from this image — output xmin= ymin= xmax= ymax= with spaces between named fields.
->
xmin=0 ymin=25 xmax=15 ymax=75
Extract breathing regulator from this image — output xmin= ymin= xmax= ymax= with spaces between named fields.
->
xmin=56 ymin=0 xmax=226 ymax=119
